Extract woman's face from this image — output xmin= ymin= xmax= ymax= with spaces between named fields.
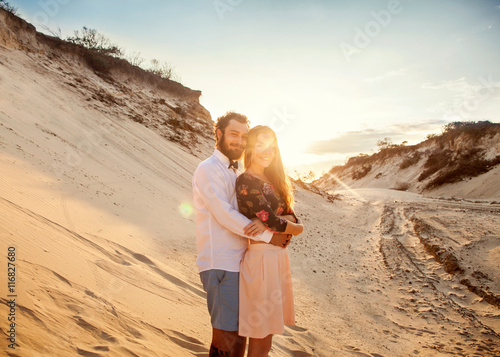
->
xmin=250 ymin=132 xmax=276 ymax=169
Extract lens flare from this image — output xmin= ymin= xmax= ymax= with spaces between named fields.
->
xmin=179 ymin=202 xmax=194 ymax=219
xmin=324 ymin=173 xmax=365 ymax=201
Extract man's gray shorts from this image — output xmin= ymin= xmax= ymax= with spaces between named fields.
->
xmin=200 ymin=269 xmax=239 ymax=331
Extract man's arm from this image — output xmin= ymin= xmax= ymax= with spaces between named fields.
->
xmin=193 ymin=164 xmax=272 ymax=243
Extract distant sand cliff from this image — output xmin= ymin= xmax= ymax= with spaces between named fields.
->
xmin=315 ymin=122 xmax=500 ymax=200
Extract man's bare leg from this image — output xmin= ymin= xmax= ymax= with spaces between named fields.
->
xmin=248 ymin=334 xmax=273 ymax=357
xmin=210 ymin=328 xmax=246 ymax=357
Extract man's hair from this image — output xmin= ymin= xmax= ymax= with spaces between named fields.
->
xmin=213 ymin=111 xmax=250 ymax=146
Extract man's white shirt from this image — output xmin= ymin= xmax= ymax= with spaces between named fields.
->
xmin=192 ymin=149 xmax=273 ymax=273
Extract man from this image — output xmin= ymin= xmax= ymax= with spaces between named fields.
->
xmin=192 ymin=112 xmax=290 ymax=357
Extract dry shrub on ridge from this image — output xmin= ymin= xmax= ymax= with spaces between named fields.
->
xmin=418 ymin=150 xmax=453 ymax=182
xmin=352 ymin=165 xmax=372 ymax=180
xmin=425 ymin=154 xmax=500 ymax=189
xmin=0 ymin=0 xmax=16 ymax=14
xmin=399 ymin=152 xmax=422 ymax=170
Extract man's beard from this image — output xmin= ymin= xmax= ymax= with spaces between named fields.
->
xmin=219 ymin=133 xmax=244 ymax=161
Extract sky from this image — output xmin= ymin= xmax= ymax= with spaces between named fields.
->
xmin=11 ymin=0 xmax=500 ymax=177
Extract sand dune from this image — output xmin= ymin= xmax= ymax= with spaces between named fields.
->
xmin=315 ymin=127 xmax=500 ymax=202
xmin=1 ymin=10 xmax=500 ymax=356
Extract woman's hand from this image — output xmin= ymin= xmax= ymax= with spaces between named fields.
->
xmin=243 ymin=218 xmax=268 ymax=236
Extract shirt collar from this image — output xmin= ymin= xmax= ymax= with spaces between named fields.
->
xmin=213 ymin=148 xmax=231 ymax=167
xmin=213 ymin=149 xmax=241 ymax=172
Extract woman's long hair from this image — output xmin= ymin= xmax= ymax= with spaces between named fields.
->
xmin=244 ymin=125 xmax=294 ymax=211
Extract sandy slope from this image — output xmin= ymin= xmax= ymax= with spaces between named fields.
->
xmin=288 ymin=188 xmax=500 ymax=356
xmin=1 ymin=34 xmax=500 ymax=357
xmin=0 ymin=45 xmax=212 ymax=356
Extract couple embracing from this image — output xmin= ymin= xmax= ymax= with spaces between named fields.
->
xmin=192 ymin=112 xmax=304 ymax=357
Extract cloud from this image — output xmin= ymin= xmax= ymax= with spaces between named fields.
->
xmin=306 ymin=120 xmax=448 ymax=155
xmin=422 ymin=76 xmax=500 ymax=94
xmin=364 ymin=68 xmax=407 ymax=83
xmin=306 ymin=129 xmax=392 ymax=155
xmin=421 ymin=77 xmax=470 ymax=93
xmin=389 ymin=119 xmax=448 ymax=132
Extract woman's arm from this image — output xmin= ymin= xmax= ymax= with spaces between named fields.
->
xmin=280 ymin=215 xmax=296 ymax=223
xmin=279 ymin=214 xmax=303 ymax=236
xmin=282 ymin=219 xmax=303 ymax=236
xmin=237 ymin=176 xmax=299 ymax=234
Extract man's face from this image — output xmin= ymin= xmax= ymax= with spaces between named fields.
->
xmin=217 ymin=119 xmax=249 ymax=161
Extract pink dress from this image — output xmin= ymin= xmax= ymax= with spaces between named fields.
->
xmin=236 ymin=173 xmax=296 ymax=338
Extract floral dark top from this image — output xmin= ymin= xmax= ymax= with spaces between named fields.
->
xmin=236 ymin=172 xmax=296 ymax=233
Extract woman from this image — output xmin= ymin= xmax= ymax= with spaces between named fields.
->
xmin=236 ymin=125 xmax=304 ymax=357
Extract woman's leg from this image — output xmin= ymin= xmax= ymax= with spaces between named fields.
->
xmin=247 ymin=334 xmax=273 ymax=357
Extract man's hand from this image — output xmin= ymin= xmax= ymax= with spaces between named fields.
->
xmin=270 ymin=233 xmax=292 ymax=248
xmin=243 ymin=218 xmax=267 ymax=236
